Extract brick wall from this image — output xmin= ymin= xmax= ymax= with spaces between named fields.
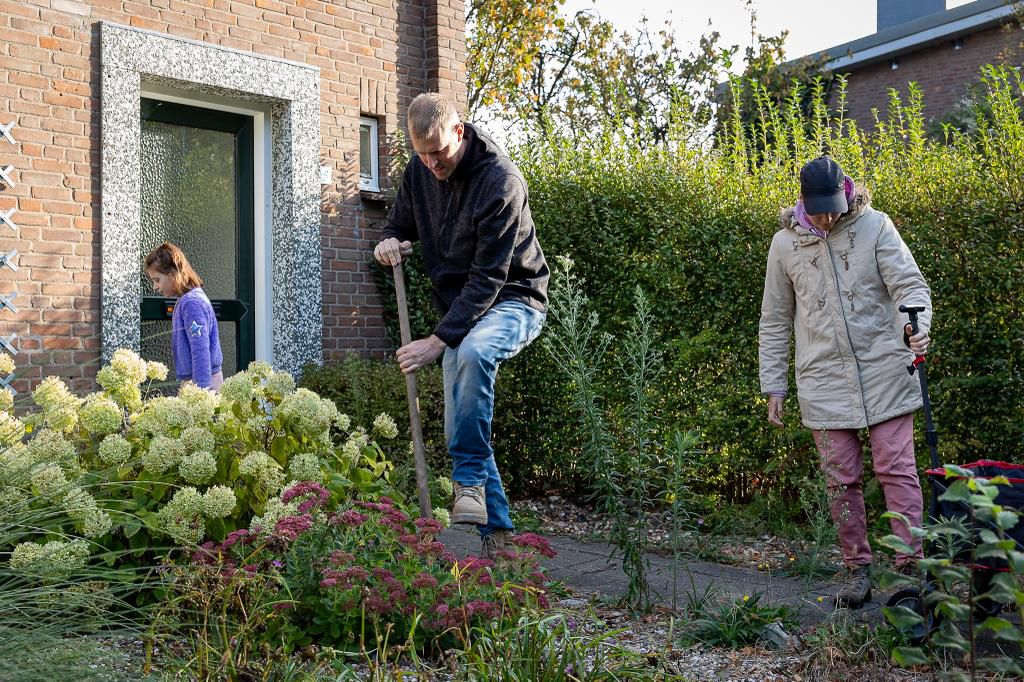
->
xmin=0 ymin=0 xmax=467 ymax=394
xmin=835 ymin=23 xmax=1023 ymax=127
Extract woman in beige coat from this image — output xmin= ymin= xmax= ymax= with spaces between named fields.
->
xmin=759 ymin=156 xmax=932 ymax=609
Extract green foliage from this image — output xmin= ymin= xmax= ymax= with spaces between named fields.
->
xmin=801 ymin=610 xmax=907 ymax=678
xmin=880 ymin=467 xmax=1024 ymax=676
xmin=300 ymin=353 xmax=450 ymax=505
xmin=1 ymin=350 xmax=400 ymax=577
xmin=682 ymin=592 xmax=795 ymax=649
xmin=0 ymin=489 xmax=153 ymax=681
xmin=778 ymin=465 xmax=841 ymax=582
xmin=384 ymin=65 xmax=1024 ymax=523
xmin=457 ymin=613 xmax=649 ymax=681
xmin=466 ymin=0 xmax=568 ymax=115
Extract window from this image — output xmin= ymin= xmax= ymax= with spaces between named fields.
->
xmin=359 ymin=116 xmax=379 ymax=192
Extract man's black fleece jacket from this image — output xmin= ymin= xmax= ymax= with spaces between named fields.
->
xmin=382 ymin=122 xmax=549 ymax=348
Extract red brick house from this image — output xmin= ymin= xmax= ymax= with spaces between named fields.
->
xmin=0 ymin=0 xmax=467 ymax=397
xmin=814 ymin=0 xmax=1023 ymax=126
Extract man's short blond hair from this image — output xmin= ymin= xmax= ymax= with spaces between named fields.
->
xmin=407 ymin=93 xmax=460 ymax=141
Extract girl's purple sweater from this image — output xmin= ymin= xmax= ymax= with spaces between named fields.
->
xmin=172 ymin=287 xmax=223 ymax=388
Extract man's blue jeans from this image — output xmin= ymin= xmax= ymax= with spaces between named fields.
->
xmin=443 ymin=300 xmax=545 ymax=537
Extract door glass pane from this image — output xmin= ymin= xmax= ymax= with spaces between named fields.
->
xmin=140 ymin=120 xmax=238 ymax=378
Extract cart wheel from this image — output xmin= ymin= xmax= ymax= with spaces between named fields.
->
xmin=972 ymin=569 xmax=1002 ymax=621
xmin=886 ymin=587 xmax=940 ymax=646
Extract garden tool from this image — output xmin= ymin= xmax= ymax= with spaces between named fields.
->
xmin=884 ymin=304 xmax=939 ymax=644
xmin=393 ymin=255 xmax=433 ymax=520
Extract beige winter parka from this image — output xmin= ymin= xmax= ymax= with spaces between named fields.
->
xmin=758 ymin=187 xmax=932 ymax=430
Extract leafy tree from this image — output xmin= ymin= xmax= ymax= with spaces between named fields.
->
xmin=551 ymin=18 xmax=735 ymax=145
xmin=466 ymin=0 xmax=568 ymax=115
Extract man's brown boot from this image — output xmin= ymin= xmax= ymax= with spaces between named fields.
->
xmin=482 ymin=529 xmax=514 ymax=561
xmin=451 ymin=482 xmax=488 ymax=525
xmin=836 ymin=565 xmax=872 ymax=609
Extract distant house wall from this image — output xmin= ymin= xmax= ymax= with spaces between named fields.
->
xmin=0 ymin=0 xmax=466 ymax=393
xmin=834 ymin=23 xmax=1023 ymax=127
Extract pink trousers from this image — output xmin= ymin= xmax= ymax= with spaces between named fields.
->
xmin=812 ymin=413 xmax=924 ymax=567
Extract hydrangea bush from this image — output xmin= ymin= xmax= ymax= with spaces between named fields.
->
xmin=0 ymin=350 xmax=404 ymax=577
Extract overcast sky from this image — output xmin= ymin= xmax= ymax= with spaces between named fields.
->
xmin=562 ymin=0 xmax=976 ymax=69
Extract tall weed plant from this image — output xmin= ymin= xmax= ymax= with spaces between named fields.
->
xmin=542 ymin=256 xmax=669 ymax=612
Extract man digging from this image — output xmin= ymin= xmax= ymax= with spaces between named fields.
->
xmin=374 ymin=93 xmax=549 ymax=560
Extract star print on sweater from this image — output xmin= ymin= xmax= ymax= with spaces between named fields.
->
xmin=190 ymin=320 xmax=203 ymax=337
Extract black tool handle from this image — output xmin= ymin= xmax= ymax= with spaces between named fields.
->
xmin=899 ymin=304 xmax=925 ymax=336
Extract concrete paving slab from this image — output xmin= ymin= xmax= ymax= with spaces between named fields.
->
xmin=438 ymin=524 xmax=895 ymax=627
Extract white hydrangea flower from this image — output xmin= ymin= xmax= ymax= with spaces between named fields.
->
xmin=0 ymin=353 xmax=15 ymax=376
xmin=177 ymin=382 xmax=221 ymax=422
xmin=334 ymin=411 xmax=351 ymax=432
xmin=145 ymin=361 xmax=169 ymax=381
xmin=287 ymin=452 xmax=322 ymax=482
xmin=273 ymin=389 xmax=327 ymax=435
xmin=32 ymin=376 xmax=81 ymax=433
xmin=178 ymin=451 xmax=217 ymax=485
xmin=372 ymin=413 xmax=399 ymax=440
xmin=96 ymin=349 xmax=148 ymax=409
xmin=157 ymin=487 xmax=205 ymax=545
xmin=26 ymin=429 xmax=77 ymax=472
xmin=97 ymin=434 xmax=132 ymax=466
xmin=201 ymin=485 xmax=236 ymax=519
xmin=0 ymin=443 xmax=33 ymax=487
xmin=432 ymin=507 xmax=451 ymax=529
xmin=108 ymin=349 xmax=148 ymax=385
xmin=341 ymin=431 xmax=369 ymax=462
xmin=0 ymin=389 xmax=13 ymax=414
xmin=250 ymin=496 xmax=299 ymax=535
xmin=79 ymin=394 xmax=122 ymax=435
xmin=61 ymin=485 xmax=113 ymax=539
xmin=435 ymin=475 xmax=454 ymax=497
xmin=239 ymin=451 xmax=285 ymax=493
xmin=142 ymin=436 xmax=184 ymax=474
xmin=247 ymin=361 xmax=274 ymax=379
xmin=180 ymin=427 xmax=215 ymax=454
xmin=82 ymin=509 xmax=113 ymax=538
xmin=219 ymin=372 xmax=255 ymax=405
xmin=135 ymin=396 xmax=194 ymax=437
xmin=9 ymin=539 xmax=90 ymax=578
xmin=263 ymin=371 xmax=296 ymax=398
xmin=30 ymin=463 xmax=69 ymax=500
xmin=0 ymin=485 xmax=28 ymax=524
xmin=0 ymin=411 xmax=24 ymax=448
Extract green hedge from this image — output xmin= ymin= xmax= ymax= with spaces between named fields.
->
xmin=342 ymin=69 xmax=1024 ymax=511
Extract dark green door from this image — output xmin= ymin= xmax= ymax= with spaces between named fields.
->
xmin=139 ymin=98 xmax=255 ymax=378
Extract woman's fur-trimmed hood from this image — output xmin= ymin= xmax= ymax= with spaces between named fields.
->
xmin=778 ymin=183 xmax=872 ymax=231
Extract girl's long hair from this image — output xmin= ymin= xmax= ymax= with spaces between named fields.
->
xmin=144 ymin=242 xmax=203 ymax=296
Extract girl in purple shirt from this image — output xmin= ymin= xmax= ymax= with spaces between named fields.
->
xmin=144 ymin=242 xmax=224 ymax=390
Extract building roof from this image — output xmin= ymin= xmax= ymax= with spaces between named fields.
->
xmin=814 ymin=0 xmax=1016 ymax=72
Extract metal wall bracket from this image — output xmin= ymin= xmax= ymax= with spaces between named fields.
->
xmin=0 ymin=250 xmax=17 ymax=272
xmin=0 ymin=165 xmax=14 ymax=188
xmin=0 ymin=290 xmax=18 ymax=314
xmin=0 ymin=121 xmax=14 ymax=145
xmin=1 ymin=207 xmax=16 ymax=232
xmin=0 ymin=334 xmax=17 ymax=355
